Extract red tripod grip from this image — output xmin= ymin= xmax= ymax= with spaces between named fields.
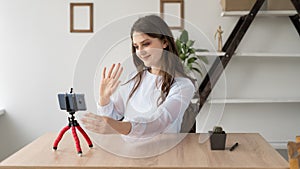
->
xmin=72 ymin=126 xmax=82 ymax=154
xmin=76 ymin=125 xmax=93 ymax=147
xmin=53 ymin=126 xmax=70 ymax=150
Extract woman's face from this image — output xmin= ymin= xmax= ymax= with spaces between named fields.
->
xmin=132 ymin=31 xmax=167 ymax=69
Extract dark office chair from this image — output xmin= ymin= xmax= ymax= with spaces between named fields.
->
xmin=180 ymin=93 xmax=200 ymax=133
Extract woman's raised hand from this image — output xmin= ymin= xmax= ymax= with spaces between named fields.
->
xmin=99 ymin=63 xmax=123 ymax=106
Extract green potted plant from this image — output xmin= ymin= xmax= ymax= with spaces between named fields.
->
xmin=176 ymin=30 xmax=209 ymax=80
xmin=209 ymin=126 xmax=227 ymax=150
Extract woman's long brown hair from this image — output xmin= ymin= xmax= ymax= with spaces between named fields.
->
xmin=125 ymin=15 xmax=193 ymax=106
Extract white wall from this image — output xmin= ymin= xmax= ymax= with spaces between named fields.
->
xmin=0 ymin=0 xmax=299 ymax=161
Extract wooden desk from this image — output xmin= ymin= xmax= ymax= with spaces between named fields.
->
xmin=0 ymin=133 xmax=288 ymax=169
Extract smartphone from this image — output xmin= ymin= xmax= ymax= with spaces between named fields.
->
xmin=58 ymin=93 xmax=86 ymax=112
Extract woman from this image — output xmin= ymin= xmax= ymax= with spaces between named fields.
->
xmin=82 ymin=15 xmax=195 ymax=139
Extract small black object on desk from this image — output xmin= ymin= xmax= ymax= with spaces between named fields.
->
xmin=229 ymin=142 xmax=239 ymax=151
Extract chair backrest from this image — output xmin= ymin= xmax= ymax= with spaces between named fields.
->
xmin=288 ymin=136 xmax=300 ymax=169
xmin=180 ymin=99 xmax=200 ymax=133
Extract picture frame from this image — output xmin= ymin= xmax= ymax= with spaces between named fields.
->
xmin=160 ymin=0 xmax=184 ymax=30
xmin=70 ymin=3 xmax=94 ymax=33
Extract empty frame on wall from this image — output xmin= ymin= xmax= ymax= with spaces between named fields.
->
xmin=160 ymin=0 xmax=184 ymax=30
xmin=70 ymin=3 xmax=94 ymax=33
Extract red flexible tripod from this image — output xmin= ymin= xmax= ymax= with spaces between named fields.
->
xmin=53 ymin=112 xmax=93 ymax=156
xmin=53 ymin=89 xmax=93 ymax=156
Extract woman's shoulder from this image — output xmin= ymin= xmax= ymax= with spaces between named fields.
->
xmin=166 ymin=76 xmax=196 ymax=98
xmin=173 ymin=76 xmax=196 ymax=90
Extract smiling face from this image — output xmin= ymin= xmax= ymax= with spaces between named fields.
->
xmin=132 ymin=31 xmax=168 ymax=72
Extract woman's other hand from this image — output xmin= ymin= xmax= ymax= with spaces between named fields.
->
xmin=81 ymin=112 xmax=131 ymax=135
xmin=81 ymin=112 xmax=118 ymax=134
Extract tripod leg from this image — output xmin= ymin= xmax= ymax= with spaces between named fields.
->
xmin=76 ymin=125 xmax=93 ymax=148
xmin=71 ymin=126 xmax=82 ymax=156
xmin=53 ymin=126 xmax=70 ymax=150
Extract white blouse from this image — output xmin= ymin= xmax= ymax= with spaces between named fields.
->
xmin=97 ymin=70 xmax=195 ymax=139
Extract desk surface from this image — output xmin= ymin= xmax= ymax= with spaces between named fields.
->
xmin=0 ymin=133 xmax=288 ymax=169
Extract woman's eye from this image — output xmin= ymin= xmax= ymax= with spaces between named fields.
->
xmin=133 ymin=42 xmax=150 ymax=50
xmin=143 ymin=43 xmax=150 ymax=47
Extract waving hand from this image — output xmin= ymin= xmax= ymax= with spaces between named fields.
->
xmin=99 ymin=63 xmax=123 ymax=106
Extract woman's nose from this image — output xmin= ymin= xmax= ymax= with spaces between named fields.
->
xmin=137 ymin=49 xmax=147 ymax=56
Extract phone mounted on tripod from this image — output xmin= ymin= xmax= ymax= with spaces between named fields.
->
xmin=58 ymin=88 xmax=86 ymax=113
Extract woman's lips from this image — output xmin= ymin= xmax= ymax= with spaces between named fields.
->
xmin=141 ymin=55 xmax=150 ymax=59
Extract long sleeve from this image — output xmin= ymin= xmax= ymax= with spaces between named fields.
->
xmin=126 ymin=77 xmax=195 ymax=138
xmin=96 ymin=90 xmax=125 ymax=121
xmin=96 ymin=72 xmax=136 ymax=120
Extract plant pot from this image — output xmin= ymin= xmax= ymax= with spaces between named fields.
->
xmin=209 ymin=131 xmax=227 ymax=150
